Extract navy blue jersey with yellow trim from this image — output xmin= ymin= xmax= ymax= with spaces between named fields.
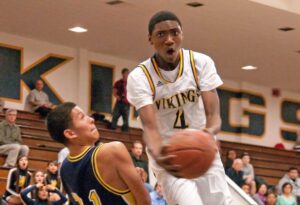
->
xmin=60 ymin=145 xmax=136 ymax=205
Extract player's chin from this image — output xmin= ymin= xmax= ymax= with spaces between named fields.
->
xmin=163 ymin=56 xmax=177 ymax=64
xmin=93 ymin=131 xmax=100 ymax=139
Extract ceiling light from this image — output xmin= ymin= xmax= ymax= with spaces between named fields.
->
xmin=106 ymin=0 xmax=123 ymax=5
xmin=68 ymin=27 xmax=88 ymax=33
xmin=241 ymin=65 xmax=257 ymax=70
xmin=187 ymin=2 xmax=204 ymax=7
xmin=278 ymin=27 xmax=295 ymax=32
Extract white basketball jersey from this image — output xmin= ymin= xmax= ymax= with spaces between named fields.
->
xmin=127 ymin=48 xmax=223 ymax=141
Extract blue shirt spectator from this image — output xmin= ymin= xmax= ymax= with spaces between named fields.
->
xmin=150 ymin=183 xmax=167 ymax=205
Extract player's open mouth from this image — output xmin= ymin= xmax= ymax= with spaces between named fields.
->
xmin=166 ymin=48 xmax=175 ymax=56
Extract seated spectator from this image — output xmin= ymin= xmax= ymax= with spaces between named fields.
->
xmin=45 ymin=161 xmax=62 ymax=201
xmin=131 ymin=140 xmax=148 ymax=175
xmin=45 ymin=161 xmax=60 ymax=189
xmin=277 ymin=167 xmax=300 ymax=204
xmin=224 ymin=149 xmax=237 ymax=171
xmin=2 ymin=155 xmax=31 ymax=205
xmin=0 ymin=109 xmax=29 ymax=167
xmin=241 ymin=152 xmax=256 ymax=194
xmin=266 ymin=192 xmax=277 ymax=205
xmin=226 ymin=158 xmax=244 ymax=187
xmin=0 ymin=98 xmax=4 ymax=113
xmin=150 ymin=183 xmax=167 ymax=205
xmin=57 ymin=147 xmax=69 ymax=166
xmin=276 ymin=182 xmax=297 ymax=205
xmin=34 ymin=170 xmax=45 ymax=184
xmin=30 ymin=170 xmax=46 ymax=200
xmin=241 ymin=183 xmax=251 ymax=195
xmin=293 ymin=130 xmax=300 ymax=152
xmin=20 ymin=183 xmax=67 ymax=205
xmin=140 ymin=168 xmax=154 ymax=193
xmin=25 ymin=79 xmax=55 ymax=117
xmin=253 ymin=183 xmax=268 ymax=205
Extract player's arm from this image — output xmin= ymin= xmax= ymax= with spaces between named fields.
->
xmin=139 ymin=105 xmax=180 ymax=175
xmin=201 ymin=89 xmax=222 ymax=135
xmin=111 ymin=142 xmax=150 ymax=205
xmin=194 ymin=53 xmax=223 ymax=136
xmin=138 ymin=105 xmax=162 ymax=157
xmin=127 ymin=69 xmax=179 ymax=175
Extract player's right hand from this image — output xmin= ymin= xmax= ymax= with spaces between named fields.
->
xmin=155 ymin=145 xmax=182 ymax=177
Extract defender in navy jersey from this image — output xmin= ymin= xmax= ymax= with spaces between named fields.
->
xmin=46 ymin=102 xmax=150 ymax=205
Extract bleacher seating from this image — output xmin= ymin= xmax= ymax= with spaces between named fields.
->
xmin=0 ymin=109 xmax=300 ymax=195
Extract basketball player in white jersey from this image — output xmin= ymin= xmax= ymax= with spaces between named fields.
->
xmin=127 ymin=11 xmax=232 ymax=205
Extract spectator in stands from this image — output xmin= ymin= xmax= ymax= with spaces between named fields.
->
xmin=0 ymin=108 xmax=29 ymax=167
xmin=33 ymin=170 xmax=45 ymax=184
xmin=25 ymin=79 xmax=55 ymax=117
xmin=57 ymin=147 xmax=69 ymax=171
xmin=293 ymin=130 xmax=300 ymax=152
xmin=277 ymin=167 xmax=300 ymax=204
xmin=276 ymin=182 xmax=297 ymax=205
xmin=266 ymin=192 xmax=277 ymax=205
xmin=2 ymin=155 xmax=31 ymax=205
xmin=20 ymin=183 xmax=67 ymax=205
xmin=226 ymin=158 xmax=244 ymax=187
xmin=45 ymin=161 xmax=62 ymax=202
xmin=0 ymin=98 xmax=4 ymax=113
xmin=109 ymin=68 xmax=130 ymax=132
xmin=150 ymin=183 xmax=167 ymax=205
xmin=241 ymin=183 xmax=251 ymax=195
xmin=131 ymin=140 xmax=148 ymax=175
xmin=253 ymin=183 xmax=268 ymax=205
xmin=45 ymin=161 xmax=60 ymax=190
xmin=29 ymin=170 xmax=46 ymax=200
xmin=140 ymin=168 xmax=154 ymax=193
xmin=241 ymin=152 xmax=256 ymax=194
xmin=224 ymin=149 xmax=237 ymax=171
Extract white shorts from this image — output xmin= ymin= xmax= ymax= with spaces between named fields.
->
xmin=147 ymin=150 xmax=232 ymax=205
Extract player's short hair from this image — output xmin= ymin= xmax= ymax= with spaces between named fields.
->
xmin=122 ymin=68 xmax=129 ymax=74
xmin=46 ymin=102 xmax=76 ymax=145
xmin=148 ymin=11 xmax=182 ymax=35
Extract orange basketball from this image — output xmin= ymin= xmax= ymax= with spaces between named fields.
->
xmin=164 ymin=129 xmax=217 ymax=179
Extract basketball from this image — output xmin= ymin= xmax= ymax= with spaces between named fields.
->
xmin=164 ymin=129 xmax=217 ymax=179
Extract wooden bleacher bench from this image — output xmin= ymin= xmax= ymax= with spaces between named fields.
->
xmin=0 ymin=109 xmax=299 ymax=193
xmin=220 ymin=140 xmax=300 ymax=186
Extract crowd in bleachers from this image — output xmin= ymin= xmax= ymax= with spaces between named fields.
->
xmin=1 ymin=77 xmax=300 ymax=204
xmin=1 ymin=155 xmax=66 ymax=205
xmin=0 ymin=105 xmax=167 ymax=205
xmin=225 ymin=149 xmax=300 ymax=205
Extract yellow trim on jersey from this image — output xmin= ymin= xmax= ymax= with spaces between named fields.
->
xmin=67 ymin=146 xmax=93 ymax=162
xmin=189 ymin=50 xmax=200 ymax=90
xmin=138 ymin=64 xmax=155 ymax=95
xmin=91 ymin=144 xmax=131 ymax=195
xmin=122 ymin=193 xmax=136 ymax=205
xmin=151 ymin=49 xmax=184 ymax=83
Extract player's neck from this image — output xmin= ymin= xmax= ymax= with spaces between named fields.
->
xmin=67 ymin=144 xmax=92 ymax=157
xmin=154 ymin=54 xmax=179 ymax=71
